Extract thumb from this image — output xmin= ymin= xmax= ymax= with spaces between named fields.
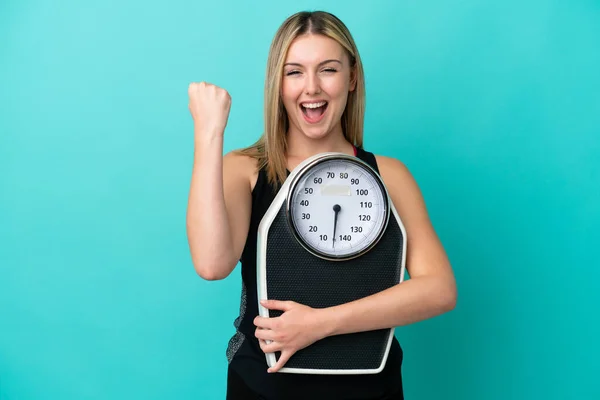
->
xmin=268 ymin=350 xmax=293 ymax=373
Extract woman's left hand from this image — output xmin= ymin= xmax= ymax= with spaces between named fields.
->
xmin=254 ymin=299 xmax=330 ymax=373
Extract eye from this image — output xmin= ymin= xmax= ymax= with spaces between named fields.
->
xmin=285 ymin=70 xmax=301 ymax=76
xmin=322 ymin=68 xmax=337 ymax=73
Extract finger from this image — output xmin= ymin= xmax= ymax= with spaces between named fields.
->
xmin=259 ymin=339 xmax=282 ymax=354
xmin=253 ymin=315 xmax=275 ymax=329
xmin=268 ymin=350 xmax=293 ymax=373
xmin=260 ymin=299 xmax=294 ymax=312
xmin=254 ymin=327 xmax=275 ymax=341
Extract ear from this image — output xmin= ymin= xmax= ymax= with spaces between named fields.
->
xmin=349 ymin=65 xmax=357 ymax=92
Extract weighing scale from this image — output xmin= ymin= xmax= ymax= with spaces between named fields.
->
xmin=257 ymin=152 xmax=407 ymax=374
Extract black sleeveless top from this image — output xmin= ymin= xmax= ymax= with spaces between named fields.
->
xmin=226 ymin=147 xmax=404 ymax=400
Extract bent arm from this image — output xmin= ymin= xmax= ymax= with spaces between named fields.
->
xmin=319 ymin=157 xmax=457 ymax=336
xmin=186 ymin=131 xmax=252 ymax=280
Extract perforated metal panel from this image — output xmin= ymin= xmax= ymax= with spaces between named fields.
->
xmin=261 ymin=203 xmax=405 ymax=373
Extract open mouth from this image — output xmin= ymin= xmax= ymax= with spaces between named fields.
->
xmin=300 ymin=101 xmax=328 ymax=123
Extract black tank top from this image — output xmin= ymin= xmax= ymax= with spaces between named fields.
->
xmin=226 ymin=147 xmax=404 ymax=400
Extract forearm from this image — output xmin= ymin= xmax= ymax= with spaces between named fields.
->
xmin=186 ymin=129 xmax=236 ymax=278
xmin=320 ymin=275 xmax=457 ymax=337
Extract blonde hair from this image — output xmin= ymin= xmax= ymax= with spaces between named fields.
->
xmin=236 ymin=11 xmax=366 ymax=188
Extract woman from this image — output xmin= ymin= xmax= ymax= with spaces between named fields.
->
xmin=186 ymin=10 xmax=457 ymax=400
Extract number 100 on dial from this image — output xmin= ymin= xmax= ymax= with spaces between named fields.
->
xmin=286 ymin=156 xmax=390 ymax=261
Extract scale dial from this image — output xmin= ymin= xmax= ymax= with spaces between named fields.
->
xmin=286 ymin=154 xmax=390 ymax=261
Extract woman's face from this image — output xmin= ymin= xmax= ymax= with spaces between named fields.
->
xmin=281 ymin=33 xmax=355 ymax=141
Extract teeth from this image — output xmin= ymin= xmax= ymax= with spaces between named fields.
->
xmin=302 ymin=101 xmax=327 ymax=109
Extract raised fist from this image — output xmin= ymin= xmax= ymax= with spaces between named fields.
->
xmin=188 ymin=82 xmax=232 ymax=135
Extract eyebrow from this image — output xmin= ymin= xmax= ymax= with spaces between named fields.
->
xmin=284 ymin=59 xmax=343 ymax=68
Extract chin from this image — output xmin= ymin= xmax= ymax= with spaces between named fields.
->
xmin=298 ymin=124 xmax=333 ymax=140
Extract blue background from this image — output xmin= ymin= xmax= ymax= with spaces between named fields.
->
xmin=1 ymin=0 xmax=599 ymax=399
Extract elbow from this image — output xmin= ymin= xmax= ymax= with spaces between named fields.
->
xmin=192 ymin=261 xmax=236 ymax=281
xmin=442 ymin=291 xmax=457 ymax=313
xmin=196 ymin=269 xmax=228 ymax=281
xmin=439 ymin=282 xmax=457 ymax=313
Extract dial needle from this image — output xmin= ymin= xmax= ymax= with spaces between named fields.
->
xmin=332 ymin=204 xmax=341 ymax=249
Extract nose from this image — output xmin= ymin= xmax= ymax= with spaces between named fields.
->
xmin=304 ymin=72 xmax=321 ymax=95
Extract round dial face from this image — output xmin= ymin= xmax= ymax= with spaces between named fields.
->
xmin=287 ymin=156 xmax=389 ymax=260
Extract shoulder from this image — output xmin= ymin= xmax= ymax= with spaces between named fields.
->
xmin=223 ymin=150 xmax=257 ymax=166
xmin=373 ymin=154 xmax=428 ymax=220
xmin=374 ymin=155 xmax=416 ymax=188
xmin=224 ymin=150 xmax=261 ymax=191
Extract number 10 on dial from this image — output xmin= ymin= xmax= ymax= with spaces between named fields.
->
xmin=286 ymin=155 xmax=390 ymax=261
